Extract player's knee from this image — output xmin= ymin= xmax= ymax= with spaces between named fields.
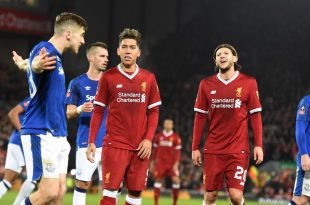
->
xmin=103 ymin=189 xmax=119 ymax=198
xmin=128 ymin=190 xmax=142 ymax=198
xmin=205 ymin=191 xmax=217 ymax=203
xmin=229 ymin=192 xmax=243 ymax=205
xmin=292 ymin=195 xmax=310 ymax=205
xmin=76 ymin=180 xmax=91 ymax=189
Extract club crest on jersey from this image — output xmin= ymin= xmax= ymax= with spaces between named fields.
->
xmin=105 ymin=172 xmax=110 ymax=183
xmin=236 ymin=87 xmax=242 ymax=97
xmin=141 ymin=82 xmax=147 ymax=92
xmin=299 ymin=106 xmax=305 ymax=115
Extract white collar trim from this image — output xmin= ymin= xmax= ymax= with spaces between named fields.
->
xmin=217 ymin=71 xmax=239 ymax=85
xmin=117 ymin=64 xmax=139 ymax=80
xmin=163 ymin=130 xmax=173 ymax=136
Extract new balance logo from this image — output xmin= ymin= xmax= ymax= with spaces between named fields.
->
xmin=116 ymin=84 xmax=123 ymax=88
xmin=210 ymin=90 xmax=216 ymax=94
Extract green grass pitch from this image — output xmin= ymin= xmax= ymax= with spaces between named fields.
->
xmin=0 ymin=191 xmax=275 ymax=205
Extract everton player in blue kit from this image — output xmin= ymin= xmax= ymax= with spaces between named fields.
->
xmin=18 ymin=12 xmax=87 ymax=205
xmin=0 ymin=98 xmax=37 ymax=205
xmin=289 ymin=95 xmax=310 ymax=205
xmin=66 ymin=42 xmax=109 ymax=205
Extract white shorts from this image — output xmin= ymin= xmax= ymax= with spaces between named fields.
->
xmin=4 ymin=143 xmax=25 ymax=173
xmin=21 ymin=132 xmax=71 ymax=181
xmin=75 ymin=147 xmax=102 ymax=182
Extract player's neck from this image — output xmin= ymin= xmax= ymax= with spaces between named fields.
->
xmin=87 ymin=67 xmax=101 ymax=80
xmin=219 ymin=67 xmax=237 ymax=81
xmin=163 ymin=129 xmax=173 ymax=136
xmin=119 ymin=63 xmax=136 ymax=72
xmin=48 ymin=36 xmax=65 ymax=54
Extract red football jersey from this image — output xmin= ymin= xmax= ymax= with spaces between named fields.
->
xmin=94 ymin=65 xmax=161 ymax=150
xmin=153 ymin=130 xmax=182 ymax=165
xmin=194 ymin=71 xmax=262 ymax=154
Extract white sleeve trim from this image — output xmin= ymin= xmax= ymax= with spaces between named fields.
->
xmin=249 ymin=107 xmax=262 ymax=114
xmin=148 ymin=101 xmax=162 ymax=109
xmin=175 ymin=145 xmax=182 ymax=150
xmin=194 ymin=107 xmax=208 ymax=114
xmin=93 ymin=101 xmax=106 ymax=107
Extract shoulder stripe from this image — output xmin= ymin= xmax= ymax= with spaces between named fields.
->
xmin=148 ymin=101 xmax=162 ymax=109
xmin=93 ymin=101 xmax=106 ymax=107
xmin=194 ymin=108 xmax=208 ymax=114
xmin=249 ymin=107 xmax=262 ymax=114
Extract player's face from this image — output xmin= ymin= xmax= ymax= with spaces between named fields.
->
xmin=163 ymin=120 xmax=174 ymax=131
xmin=93 ymin=47 xmax=109 ymax=71
xmin=215 ymin=47 xmax=237 ymax=72
xmin=117 ymin=39 xmax=141 ymax=68
xmin=69 ymin=27 xmax=85 ymax=54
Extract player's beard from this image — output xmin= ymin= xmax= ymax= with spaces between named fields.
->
xmin=217 ymin=61 xmax=234 ymax=73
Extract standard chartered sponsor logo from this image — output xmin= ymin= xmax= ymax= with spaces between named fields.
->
xmin=211 ymin=98 xmax=241 ymax=109
xmin=117 ymin=92 xmax=146 ymax=103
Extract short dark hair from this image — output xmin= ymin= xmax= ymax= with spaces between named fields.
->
xmin=119 ymin=28 xmax=142 ymax=48
xmin=86 ymin=42 xmax=108 ymax=55
xmin=213 ymin=43 xmax=241 ymax=72
xmin=54 ymin=12 xmax=87 ymax=34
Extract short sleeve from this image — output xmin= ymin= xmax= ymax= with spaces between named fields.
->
xmin=175 ymin=134 xmax=182 ymax=150
xmin=93 ymin=73 xmax=109 ymax=107
xmin=65 ymin=79 xmax=79 ymax=105
xmin=248 ymin=79 xmax=262 ymax=114
xmin=194 ymin=80 xmax=208 ymax=114
xmin=296 ymin=97 xmax=310 ymax=122
xmin=19 ymin=97 xmax=31 ymax=110
xmin=148 ymin=74 xmax=161 ymax=109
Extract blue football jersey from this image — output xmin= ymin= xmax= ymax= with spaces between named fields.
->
xmin=21 ymin=41 xmax=67 ymax=137
xmin=296 ymin=95 xmax=310 ymax=167
xmin=9 ymin=97 xmax=31 ymax=146
xmin=66 ymin=73 xmax=107 ymax=148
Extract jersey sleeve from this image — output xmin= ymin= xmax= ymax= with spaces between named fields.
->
xmin=174 ymin=134 xmax=182 ymax=150
xmin=148 ymin=74 xmax=161 ymax=109
xmin=248 ymin=79 xmax=262 ymax=114
xmin=65 ymin=79 xmax=79 ymax=105
xmin=19 ymin=97 xmax=31 ymax=110
xmin=194 ymin=80 xmax=208 ymax=114
xmin=93 ymin=73 xmax=109 ymax=107
xmin=296 ymin=97 xmax=310 ymax=155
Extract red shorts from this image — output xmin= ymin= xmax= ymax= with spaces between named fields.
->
xmin=203 ymin=153 xmax=249 ymax=191
xmin=101 ymin=146 xmax=149 ymax=191
xmin=153 ymin=163 xmax=179 ymax=179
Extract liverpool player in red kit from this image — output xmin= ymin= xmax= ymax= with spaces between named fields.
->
xmin=151 ymin=119 xmax=182 ymax=205
xmin=192 ymin=44 xmax=264 ymax=205
xmin=86 ymin=28 xmax=161 ymax=205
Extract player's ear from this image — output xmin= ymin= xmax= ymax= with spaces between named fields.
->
xmin=117 ymin=47 xmax=120 ymax=56
xmin=65 ymin=30 xmax=72 ymax=41
xmin=137 ymin=48 xmax=141 ymax=58
xmin=233 ymin=55 xmax=238 ymax=63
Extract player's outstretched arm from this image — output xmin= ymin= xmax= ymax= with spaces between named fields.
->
xmin=86 ymin=143 xmax=96 ymax=163
xmin=8 ymin=104 xmax=24 ymax=131
xmin=31 ymin=47 xmax=57 ymax=73
xmin=12 ymin=51 xmax=28 ymax=72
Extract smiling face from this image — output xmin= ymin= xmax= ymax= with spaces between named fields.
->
xmin=215 ymin=47 xmax=238 ymax=72
xmin=117 ymin=38 xmax=141 ymax=68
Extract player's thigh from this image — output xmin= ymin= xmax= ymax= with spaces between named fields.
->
xmin=126 ymin=152 xmax=149 ymax=191
xmin=58 ymin=137 xmax=71 ymax=175
xmin=225 ymin=153 xmax=249 ymax=191
xmin=5 ymin=143 xmax=24 ymax=173
xmin=293 ymin=167 xmax=310 ymax=197
xmin=75 ymin=147 xmax=101 ymax=181
xmin=203 ymin=153 xmax=226 ymax=191
xmin=102 ymin=147 xmax=131 ymax=189
xmin=153 ymin=164 xmax=168 ymax=180
xmin=21 ymin=133 xmax=67 ymax=181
